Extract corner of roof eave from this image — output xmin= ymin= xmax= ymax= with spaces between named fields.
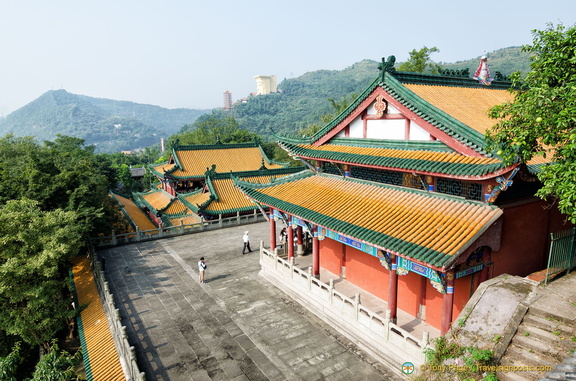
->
xmin=440 ymin=208 xmax=503 ymax=271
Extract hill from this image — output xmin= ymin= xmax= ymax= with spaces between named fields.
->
xmin=1 ymin=47 xmax=530 ymax=152
xmin=227 ymin=47 xmax=531 ymax=140
xmin=0 ymin=90 xmax=209 ymax=153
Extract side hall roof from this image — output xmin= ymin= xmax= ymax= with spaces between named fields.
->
xmin=278 ymin=138 xmax=514 ymax=180
xmin=308 ymin=58 xmax=515 ymax=156
xmin=234 ymin=170 xmax=502 ymax=269
xmin=149 ymin=141 xmax=289 ymax=180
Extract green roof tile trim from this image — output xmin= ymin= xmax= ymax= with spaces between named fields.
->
xmin=234 ymin=171 xmax=500 ymax=268
xmin=329 ymin=137 xmax=454 ymax=152
xmin=70 ymin=267 xmax=94 ymax=381
xmin=177 ymin=189 xmax=205 ymax=213
xmin=279 ymin=141 xmax=505 ymax=177
xmin=391 ymin=70 xmax=513 ymax=90
xmin=172 ymin=141 xmax=260 ymax=151
xmin=204 ymin=176 xmax=218 ymax=201
xmin=307 ymin=68 xmax=513 ymax=156
xmin=132 ymin=188 xmax=175 ymax=214
xmin=380 ymin=72 xmax=488 ymax=154
xmin=310 ymin=77 xmax=380 ymax=142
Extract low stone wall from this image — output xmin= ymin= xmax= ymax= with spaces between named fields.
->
xmin=87 ymin=249 xmax=146 ymax=381
xmin=92 ymin=212 xmax=267 ymax=248
xmin=258 ymin=246 xmax=430 ymax=371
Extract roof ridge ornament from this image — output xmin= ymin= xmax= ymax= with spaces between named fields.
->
xmin=378 ymin=56 xmax=396 ymax=83
xmin=473 ymin=56 xmax=493 ymax=85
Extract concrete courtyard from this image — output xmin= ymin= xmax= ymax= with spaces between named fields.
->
xmin=98 ymin=222 xmax=401 ymax=380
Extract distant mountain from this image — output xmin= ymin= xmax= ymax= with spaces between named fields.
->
xmin=441 ymin=46 xmax=531 ymax=76
xmin=0 ymin=90 xmax=209 ymax=153
xmin=226 ymin=47 xmax=531 ymax=140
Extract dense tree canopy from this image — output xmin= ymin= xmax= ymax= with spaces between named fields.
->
xmin=397 ymin=46 xmax=443 ymax=74
xmin=486 ymin=23 xmax=576 ymax=222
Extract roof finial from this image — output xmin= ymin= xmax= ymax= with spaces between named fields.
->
xmin=473 ymin=54 xmax=493 ymax=85
xmin=378 ymin=56 xmax=396 ymax=82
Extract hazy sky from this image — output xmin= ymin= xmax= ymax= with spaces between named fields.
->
xmin=1 ymin=0 xmax=575 ymax=116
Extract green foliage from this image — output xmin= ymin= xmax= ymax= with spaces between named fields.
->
xmin=443 ymin=46 xmax=531 ymax=76
xmin=30 ymin=340 xmax=81 ymax=381
xmin=424 ymin=336 xmax=465 ymax=365
xmin=0 ymin=199 xmax=85 ymax=350
xmin=486 ymin=23 xmax=576 ymax=223
xmin=0 ymin=342 xmax=22 ymax=381
xmin=299 ymin=94 xmax=359 ymax=137
xmin=175 ymin=112 xmax=258 ymax=145
xmin=398 ymin=46 xmax=443 ymax=74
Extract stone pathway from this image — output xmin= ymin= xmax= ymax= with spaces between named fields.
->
xmin=99 ymin=222 xmax=399 ymax=380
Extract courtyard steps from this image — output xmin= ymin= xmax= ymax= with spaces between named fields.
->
xmin=497 ymin=293 xmax=576 ymax=381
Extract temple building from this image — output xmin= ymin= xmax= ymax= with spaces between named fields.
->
xmin=234 ymin=56 xmax=570 ymax=335
xmin=111 ymin=140 xmax=303 ymax=231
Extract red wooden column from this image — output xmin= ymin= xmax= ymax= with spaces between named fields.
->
xmin=287 ymin=216 xmax=294 ymax=260
xmin=269 ymin=208 xmax=277 ymax=252
xmin=312 ymin=226 xmax=320 ymax=277
xmin=441 ymin=271 xmax=455 ymax=335
xmin=388 ymin=254 xmax=398 ymax=324
xmin=296 ymin=226 xmax=304 ymax=256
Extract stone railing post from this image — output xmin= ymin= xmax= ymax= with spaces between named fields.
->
xmin=289 ymin=257 xmax=294 ymax=279
xmin=329 ymin=279 xmax=334 ymax=304
xmin=384 ymin=309 xmax=391 ymax=340
xmin=422 ymin=331 xmax=430 ymax=348
xmin=307 ymin=267 xmax=312 ymax=290
xmin=136 ymin=226 xmax=141 ymax=242
xmin=218 ymin=214 xmax=223 ymax=227
xmin=354 ymin=293 xmax=360 ymax=320
xmin=111 ymin=229 xmax=117 ymax=246
xmin=236 ymin=211 xmax=241 ymax=225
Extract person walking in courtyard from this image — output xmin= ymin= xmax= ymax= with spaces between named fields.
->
xmin=198 ymin=257 xmax=207 ymax=283
xmin=242 ymin=231 xmax=252 ymax=254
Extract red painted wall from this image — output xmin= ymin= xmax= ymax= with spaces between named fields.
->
xmin=425 ymin=281 xmax=443 ymax=330
xmin=494 ymin=199 xmax=572 ymax=277
xmin=397 ymin=271 xmax=421 ymax=317
xmin=452 ymin=275 xmax=472 ymax=322
xmin=319 ymin=239 xmax=343 ymax=276
xmin=345 ymin=246 xmax=389 ymax=300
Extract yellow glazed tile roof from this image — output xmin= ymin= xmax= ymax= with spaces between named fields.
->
xmin=404 ymin=84 xmax=514 ymax=135
xmin=141 ymin=190 xmax=173 ymax=210
xmin=168 ymin=214 xmax=202 ymax=226
xmin=71 ymin=256 xmax=124 ymax=381
xmin=182 ymin=191 xmax=212 ymax=207
xmin=238 ymin=173 xmax=502 ymax=267
xmin=112 ymin=193 xmax=156 ymax=231
xmin=171 ymin=147 xmax=282 ymax=178
xmin=163 ymin=198 xmax=188 ymax=214
xmin=204 ymin=176 xmax=269 ymax=213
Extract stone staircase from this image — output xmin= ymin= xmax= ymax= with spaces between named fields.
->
xmin=497 ymin=275 xmax=576 ymax=381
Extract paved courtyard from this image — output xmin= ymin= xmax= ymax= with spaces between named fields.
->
xmin=98 ymin=222 xmax=400 ymax=380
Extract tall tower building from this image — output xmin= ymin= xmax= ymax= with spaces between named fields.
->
xmin=223 ymin=91 xmax=233 ymax=110
xmin=254 ymin=75 xmax=277 ymax=95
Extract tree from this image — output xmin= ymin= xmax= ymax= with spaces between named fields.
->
xmin=486 ymin=23 xmax=576 ymax=222
xmin=0 ymin=199 xmax=87 ymax=351
xmin=30 ymin=340 xmax=81 ymax=381
xmin=299 ymin=94 xmax=359 ymax=137
xmin=398 ymin=46 xmax=443 ymax=74
xmin=175 ymin=114 xmax=258 ymax=146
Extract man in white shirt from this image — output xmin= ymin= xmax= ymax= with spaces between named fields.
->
xmin=198 ymin=257 xmax=207 ymax=283
xmin=242 ymin=231 xmax=251 ymax=254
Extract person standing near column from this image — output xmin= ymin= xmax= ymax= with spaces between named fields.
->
xmin=242 ymin=231 xmax=252 ymax=254
xmin=198 ymin=257 xmax=207 ymax=283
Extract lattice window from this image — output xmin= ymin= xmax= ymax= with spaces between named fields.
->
xmin=350 ymin=166 xmax=426 ymax=190
xmin=436 ymin=178 xmax=482 ymax=201
xmin=323 ymin=162 xmax=341 ymax=175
